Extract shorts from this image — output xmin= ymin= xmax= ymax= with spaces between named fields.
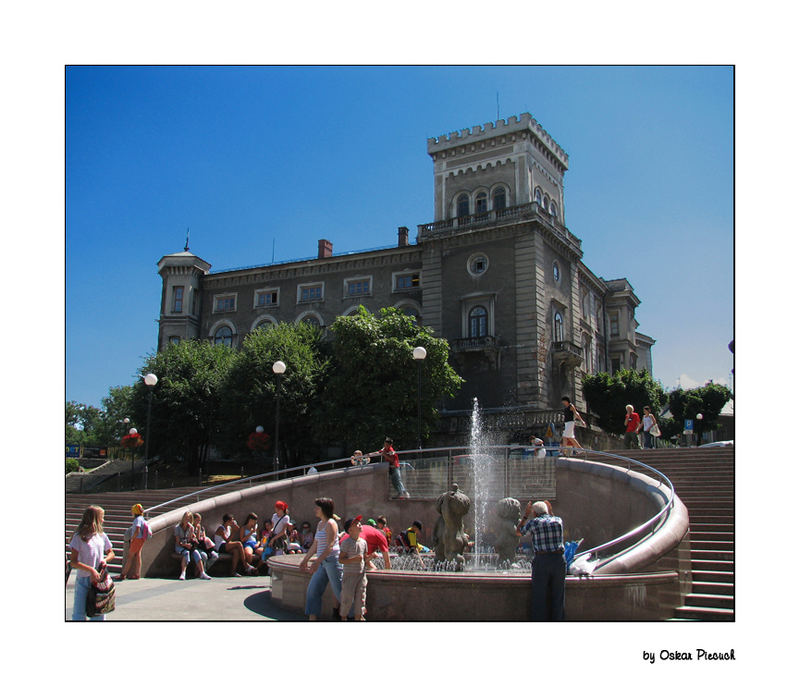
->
xmin=563 ymin=421 xmax=576 ymax=439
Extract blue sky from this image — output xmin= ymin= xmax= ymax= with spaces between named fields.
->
xmin=66 ymin=65 xmax=733 ymax=407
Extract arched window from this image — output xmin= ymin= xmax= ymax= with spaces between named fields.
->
xmin=302 ymin=315 xmax=322 ymax=327
xmin=553 ymin=311 xmax=564 ymax=342
xmin=469 ymin=306 xmax=488 ymax=338
xmin=550 ymin=201 xmax=558 ymax=218
xmin=493 ymin=187 xmax=506 ymax=211
xmin=402 ymin=307 xmax=421 ymax=325
xmin=534 ymin=188 xmax=543 ymax=207
xmin=213 ymin=326 xmax=233 ymax=347
xmin=457 ymin=193 xmax=470 ymax=217
xmin=475 ymin=192 xmax=488 ymax=213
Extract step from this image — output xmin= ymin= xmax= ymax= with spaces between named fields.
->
xmin=683 ymin=593 xmax=734 ymax=609
xmin=691 ymin=569 xmax=734 ymax=583
xmin=673 ymin=605 xmax=734 ymax=621
xmin=691 ymin=558 xmax=733 ymax=572
xmin=689 ymin=539 xmax=734 ymax=550
xmin=692 ymin=581 xmax=735 ymax=596
xmin=690 ymin=549 xmax=733 ymax=561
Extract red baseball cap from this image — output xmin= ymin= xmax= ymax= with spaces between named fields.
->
xmin=344 ymin=515 xmax=363 ymax=531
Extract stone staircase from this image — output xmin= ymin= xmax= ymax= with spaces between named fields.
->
xmin=614 ymin=447 xmax=734 ymax=621
xmin=65 ymin=481 xmax=249 ymax=577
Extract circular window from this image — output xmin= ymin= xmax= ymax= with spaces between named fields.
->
xmin=468 ymin=253 xmax=489 ymax=277
xmin=553 ymin=261 xmax=560 ymax=282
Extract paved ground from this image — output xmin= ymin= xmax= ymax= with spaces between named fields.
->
xmin=65 ymin=573 xmax=305 ymax=621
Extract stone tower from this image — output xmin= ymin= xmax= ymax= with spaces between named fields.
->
xmin=156 ymin=250 xmax=211 ymax=349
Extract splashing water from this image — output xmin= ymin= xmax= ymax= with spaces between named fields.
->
xmin=469 ymin=397 xmax=503 ymax=564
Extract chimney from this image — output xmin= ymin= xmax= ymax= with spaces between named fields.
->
xmin=398 ymin=226 xmax=409 ymax=247
xmin=318 ymin=238 xmax=333 ymax=259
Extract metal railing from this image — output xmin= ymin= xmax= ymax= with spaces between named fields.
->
xmin=141 ymin=445 xmax=675 ymax=574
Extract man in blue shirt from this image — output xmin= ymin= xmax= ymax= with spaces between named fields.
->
xmin=516 ymin=500 xmax=566 ymax=621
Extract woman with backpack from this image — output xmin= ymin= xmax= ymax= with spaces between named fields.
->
xmin=118 ymin=503 xmax=149 ymax=581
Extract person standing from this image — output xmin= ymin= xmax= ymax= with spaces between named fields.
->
xmin=638 ymin=406 xmax=659 ymax=449
xmin=560 ymin=396 xmax=584 ymax=456
xmin=299 ymin=497 xmax=343 ymax=621
xmin=118 ymin=503 xmax=147 ymax=580
xmin=339 ymin=516 xmax=368 ymax=621
xmin=376 ymin=437 xmax=409 ymax=499
xmin=69 ymin=505 xmax=115 ymax=621
xmin=516 ymin=500 xmax=566 ymax=621
xmin=624 ymin=405 xmax=641 ymax=448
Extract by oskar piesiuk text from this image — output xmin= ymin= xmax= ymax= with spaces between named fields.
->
xmin=643 ymin=649 xmax=735 ymax=663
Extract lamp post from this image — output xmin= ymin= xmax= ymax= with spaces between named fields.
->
xmin=695 ymin=412 xmax=703 ymax=446
xmin=272 ymin=361 xmax=286 ymax=476
xmin=143 ymin=373 xmax=158 ymax=487
xmin=123 ymin=417 xmax=131 ymax=483
xmin=413 ymin=346 xmax=427 ymax=450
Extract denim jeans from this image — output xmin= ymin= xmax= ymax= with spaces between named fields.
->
xmin=390 ymin=467 xmax=408 ymax=497
xmin=304 ymin=555 xmax=343 ymax=617
xmin=72 ymin=575 xmax=105 ymax=621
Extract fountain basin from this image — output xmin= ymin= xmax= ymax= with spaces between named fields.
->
xmin=268 ymin=554 xmax=682 ymax=621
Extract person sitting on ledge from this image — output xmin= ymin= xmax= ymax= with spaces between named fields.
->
xmin=240 ymin=512 xmax=263 ymax=564
xmin=214 ymin=514 xmax=256 ymax=577
xmin=350 ymin=449 xmax=370 ymax=466
xmin=174 ymin=511 xmax=211 ymax=580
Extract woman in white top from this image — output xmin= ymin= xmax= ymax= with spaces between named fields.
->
xmin=69 ymin=505 xmax=115 ymax=621
xmin=639 ymin=405 xmax=659 ymax=449
xmin=268 ymin=500 xmax=291 ymax=553
xmin=215 ymin=513 xmax=256 ymax=576
xmin=299 ymin=497 xmax=343 ymax=620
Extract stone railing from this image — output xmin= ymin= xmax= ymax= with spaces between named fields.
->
xmin=417 ymin=202 xmax=582 ymax=253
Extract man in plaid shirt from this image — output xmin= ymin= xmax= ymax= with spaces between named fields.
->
xmin=516 ymin=500 xmax=566 ymax=621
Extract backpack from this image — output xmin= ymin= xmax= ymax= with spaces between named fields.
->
xmin=141 ymin=519 xmax=153 ymax=540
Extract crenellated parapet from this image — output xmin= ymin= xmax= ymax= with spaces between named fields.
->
xmin=428 ymin=112 xmax=569 ymax=172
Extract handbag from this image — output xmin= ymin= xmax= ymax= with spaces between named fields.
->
xmin=86 ymin=563 xmax=116 ymax=617
xmin=650 ymin=423 xmax=661 ymax=438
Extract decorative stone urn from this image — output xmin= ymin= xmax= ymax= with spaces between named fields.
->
xmin=432 ymin=483 xmax=471 ymax=570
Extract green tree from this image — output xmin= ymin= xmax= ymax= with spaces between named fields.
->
xmin=318 ymin=306 xmax=463 ymax=451
xmin=65 ymin=401 xmax=103 ymax=446
xmin=667 ymin=382 xmax=731 ymax=440
xmin=132 ymin=340 xmax=236 ymax=472
xmin=582 ymin=368 xmax=667 ymax=435
xmin=218 ymin=322 xmax=328 ymax=467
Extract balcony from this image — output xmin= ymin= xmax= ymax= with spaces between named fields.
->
xmin=451 ymin=335 xmax=498 ymax=354
xmin=551 ymin=340 xmax=584 ymax=368
xmin=417 ymin=202 xmax=582 ymax=253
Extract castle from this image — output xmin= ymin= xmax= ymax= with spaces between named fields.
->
xmin=156 ymin=113 xmax=654 ymax=428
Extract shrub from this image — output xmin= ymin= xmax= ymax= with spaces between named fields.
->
xmin=66 ymin=458 xmax=80 ymax=474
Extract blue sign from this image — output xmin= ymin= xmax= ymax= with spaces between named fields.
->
xmin=684 ymin=419 xmax=694 ymax=431
xmin=66 ymin=444 xmax=80 ymax=457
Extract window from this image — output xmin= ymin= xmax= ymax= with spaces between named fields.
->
xmin=457 ymin=193 xmax=470 ymax=217
xmin=534 ymin=188 xmax=543 ymax=207
xmin=553 ymin=311 xmax=564 ymax=342
xmin=402 ymin=307 xmax=421 ymax=325
xmin=172 ymin=286 xmax=184 ymax=313
xmin=394 ymin=273 xmax=420 ymax=290
xmin=468 ymin=253 xmax=489 ymax=277
xmin=299 ymin=283 xmax=324 ymax=303
xmin=583 ymin=336 xmax=592 ymax=372
xmin=609 ymin=311 xmax=620 ymax=337
xmin=630 ymin=353 xmax=638 ymax=370
xmin=475 ymin=192 xmax=488 ymax=214
xmin=255 ymin=289 xmax=279 ymax=308
xmin=552 ymin=261 xmax=560 ymax=282
xmin=301 ymin=314 xmax=322 ymax=328
xmin=493 ymin=187 xmax=506 ymax=211
xmin=345 ymin=277 xmax=372 ymax=297
xmin=550 ymin=201 xmax=558 ymax=218
xmin=214 ymin=294 xmax=237 ymax=313
xmin=581 ymin=291 xmax=589 ymax=318
xmin=213 ymin=326 xmax=233 ymax=347
xmin=169 ymin=336 xmax=181 ymax=345
xmin=611 ymin=357 xmax=621 ymax=375
xmin=469 ymin=306 xmax=488 ymax=338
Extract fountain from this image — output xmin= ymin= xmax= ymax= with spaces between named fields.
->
xmin=264 ymin=395 xmax=691 ymax=619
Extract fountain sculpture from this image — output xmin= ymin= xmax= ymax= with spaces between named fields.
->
xmin=490 ymin=497 xmax=522 ymax=566
xmin=431 ymin=483 xmax=471 ymax=570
